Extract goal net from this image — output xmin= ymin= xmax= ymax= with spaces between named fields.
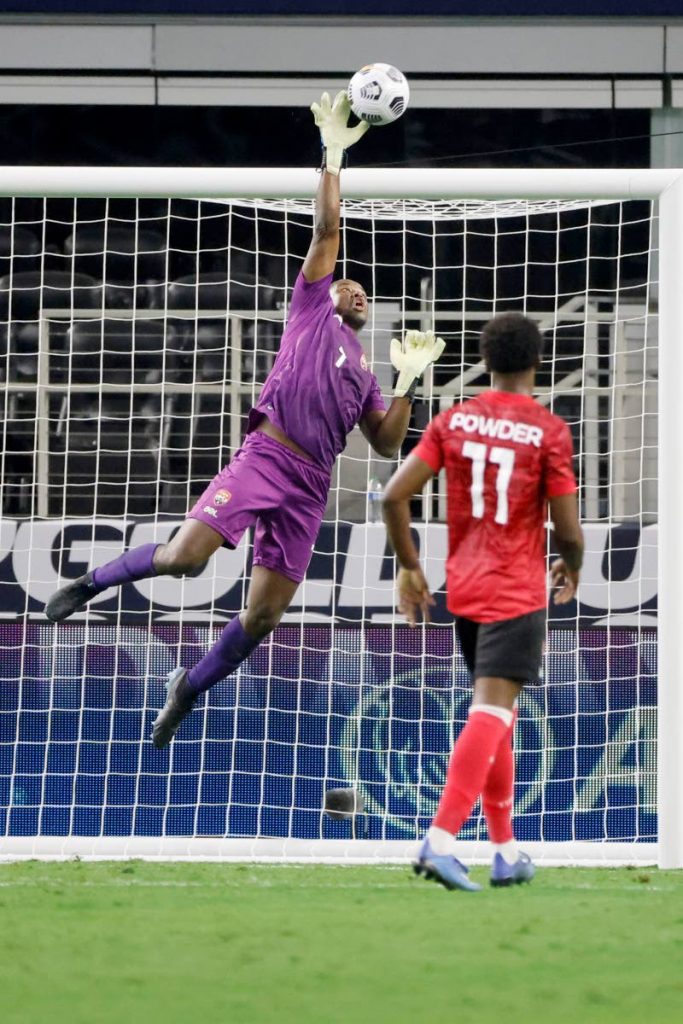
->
xmin=0 ymin=167 xmax=680 ymax=866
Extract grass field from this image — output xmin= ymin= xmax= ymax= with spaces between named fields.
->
xmin=1 ymin=860 xmax=681 ymax=1024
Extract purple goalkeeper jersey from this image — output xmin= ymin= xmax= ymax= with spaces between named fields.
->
xmin=247 ymin=271 xmax=386 ymax=474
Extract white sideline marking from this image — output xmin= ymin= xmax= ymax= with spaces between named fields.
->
xmin=0 ymin=877 xmax=410 ymax=890
xmin=0 ymin=873 xmax=677 ymax=893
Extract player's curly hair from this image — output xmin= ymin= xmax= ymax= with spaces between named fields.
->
xmin=479 ymin=312 xmax=543 ymax=374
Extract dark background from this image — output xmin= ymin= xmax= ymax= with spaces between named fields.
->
xmin=0 ymin=102 xmax=652 ymax=521
xmin=0 ymin=105 xmax=651 ymax=169
xmin=0 ymin=2 xmax=679 ymax=17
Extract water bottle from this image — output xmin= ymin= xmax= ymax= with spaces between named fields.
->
xmin=367 ymin=477 xmax=383 ymax=523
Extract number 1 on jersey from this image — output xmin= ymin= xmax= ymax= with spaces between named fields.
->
xmin=462 ymin=441 xmax=515 ymax=525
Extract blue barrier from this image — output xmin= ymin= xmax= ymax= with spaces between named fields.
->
xmin=0 ymin=624 xmax=656 ymax=843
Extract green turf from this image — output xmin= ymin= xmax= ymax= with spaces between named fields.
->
xmin=0 ymin=861 xmax=681 ymax=1024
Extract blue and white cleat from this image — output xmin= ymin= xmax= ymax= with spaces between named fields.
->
xmin=413 ymin=838 xmax=482 ymax=892
xmin=490 ymin=851 xmax=536 ymax=887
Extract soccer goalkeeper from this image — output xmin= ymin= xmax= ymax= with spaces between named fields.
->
xmin=45 ymin=92 xmax=445 ymax=748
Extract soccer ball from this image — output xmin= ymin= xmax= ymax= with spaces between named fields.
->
xmin=347 ymin=63 xmax=410 ymax=126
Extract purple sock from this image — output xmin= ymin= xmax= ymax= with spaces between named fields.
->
xmin=91 ymin=542 xmax=160 ymax=591
xmin=187 ymin=617 xmax=259 ymax=695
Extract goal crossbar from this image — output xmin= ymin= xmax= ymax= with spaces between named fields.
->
xmin=0 ymin=166 xmax=680 ymax=201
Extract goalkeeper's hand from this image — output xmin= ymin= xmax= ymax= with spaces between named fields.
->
xmin=390 ymin=329 xmax=446 ymax=400
xmin=310 ymin=91 xmax=369 ymax=176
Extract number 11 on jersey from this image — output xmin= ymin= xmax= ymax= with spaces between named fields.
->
xmin=462 ymin=440 xmax=515 ymax=525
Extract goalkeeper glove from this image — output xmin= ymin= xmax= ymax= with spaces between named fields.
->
xmin=390 ymin=329 xmax=446 ymax=400
xmin=310 ymin=91 xmax=369 ymax=176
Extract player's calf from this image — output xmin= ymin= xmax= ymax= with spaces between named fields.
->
xmin=241 ymin=605 xmax=285 ymax=640
xmin=152 ymin=547 xmax=206 ymax=577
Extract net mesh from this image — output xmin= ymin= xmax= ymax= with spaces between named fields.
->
xmin=0 ymin=191 xmax=657 ymax=859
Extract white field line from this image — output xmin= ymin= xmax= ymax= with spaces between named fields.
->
xmin=0 ymin=877 xmax=412 ymax=890
xmin=0 ymin=875 xmax=677 ymax=893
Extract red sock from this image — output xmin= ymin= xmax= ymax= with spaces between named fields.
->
xmin=432 ymin=707 xmax=511 ymax=835
xmin=482 ymin=710 xmax=517 ymax=844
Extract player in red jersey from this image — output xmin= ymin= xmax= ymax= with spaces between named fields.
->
xmin=382 ymin=312 xmax=584 ymax=891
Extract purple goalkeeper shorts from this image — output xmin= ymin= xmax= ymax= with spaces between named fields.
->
xmin=187 ymin=431 xmax=331 ymax=584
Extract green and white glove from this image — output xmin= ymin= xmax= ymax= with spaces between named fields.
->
xmin=390 ymin=329 xmax=446 ymax=400
xmin=310 ymin=91 xmax=369 ymax=175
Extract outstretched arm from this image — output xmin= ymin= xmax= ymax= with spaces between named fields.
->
xmin=382 ymin=454 xmax=437 ymax=625
xmin=303 ymin=92 xmax=369 ymax=283
xmin=302 ymin=170 xmax=341 ymax=284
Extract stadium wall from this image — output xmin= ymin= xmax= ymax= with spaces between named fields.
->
xmin=0 ymin=17 xmax=680 ymax=81
xmin=0 ymin=521 xmax=657 ymax=626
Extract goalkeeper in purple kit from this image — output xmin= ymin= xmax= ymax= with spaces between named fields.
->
xmin=45 ymin=92 xmax=445 ymax=747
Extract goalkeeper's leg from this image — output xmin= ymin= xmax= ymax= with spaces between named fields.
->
xmin=152 ymin=455 xmax=319 ymax=749
xmin=152 ymin=566 xmax=298 ymax=748
xmin=45 ymin=521 xmax=224 ymax=622
xmin=188 ymin=565 xmax=297 ymax=696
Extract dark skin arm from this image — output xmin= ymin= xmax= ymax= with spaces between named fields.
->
xmin=301 ymin=170 xmax=340 ymax=283
xmin=382 ymin=453 xmax=437 ymax=625
xmin=548 ymin=491 xmax=584 ymax=604
xmin=303 ymin=171 xmax=412 ymax=458
xmin=302 ymin=171 xmax=413 ymax=459
xmin=360 ymin=401 xmax=412 ymax=459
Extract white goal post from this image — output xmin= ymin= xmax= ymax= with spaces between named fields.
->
xmin=0 ymin=166 xmax=681 ymax=869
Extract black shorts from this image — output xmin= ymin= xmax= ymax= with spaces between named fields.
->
xmin=456 ymin=609 xmax=546 ymax=686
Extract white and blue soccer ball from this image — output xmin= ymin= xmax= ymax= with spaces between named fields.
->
xmin=347 ymin=63 xmax=410 ymax=126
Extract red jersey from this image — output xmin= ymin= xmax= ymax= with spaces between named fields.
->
xmin=413 ymin=390 xmax=576 ymax=623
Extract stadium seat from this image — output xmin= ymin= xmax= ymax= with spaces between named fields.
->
xmin=0 ymin=271 xmax=105 ymax=513
xmin=51 ymin=440 xmax=160 ymax=518
xmin=0 ymin=414 xmax=37 ymax=515
xmin=0 ymin=269 xmax=102 ymax=322
xmin=259 ymin=253 xmax=298 ymax=309
xmin=168 ymin=269 xmax=278 ymax=383
xmin=61 ymin=318 xmax=166 ymax=389
xmin=50 ymin=319 xmax=168 ymax=517
xmin=0 ymin=270 xmax=102 ymax=395
xmin=164 ymin=274 xmax=277 ymax=499
xmin=166 ymin=271 xmax=276 ymax=313
xmin=0 ymin=224 xmax=41 ymax=279
xmin=161 ymin=321 xmax=232 ymax=506
xmin=190 ymin=321 xmax=230 ymax=384
xmin=64 ymin=223 xmax=167 ymax=309
xmin=1 ymin=322 xmax=40 ymax=385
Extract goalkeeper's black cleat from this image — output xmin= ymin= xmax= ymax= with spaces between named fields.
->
xmin=152 ymin=668 xmax=196 ymax=749
xmin=45 ymin=572 xmax=99 ymax=622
